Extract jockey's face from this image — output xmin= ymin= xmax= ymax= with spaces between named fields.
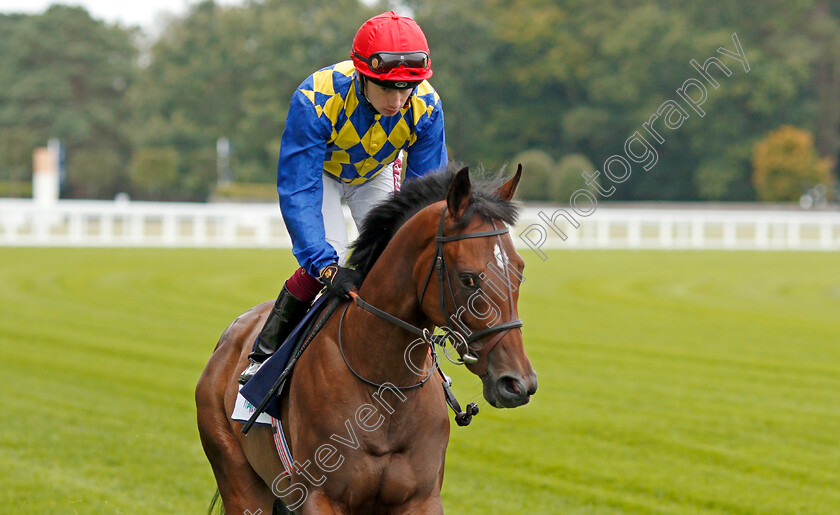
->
xmin=364 ymin=81 xmax=412 ymax=117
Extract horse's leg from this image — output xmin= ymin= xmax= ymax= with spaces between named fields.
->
xmin=197 ymin=308 xmax=277 ymax=514
xmin=294 ymin=490 xmax=346 ymax=515
xmin=202 ymin=431 xmax=276 ymax=513
xmin=197 ymin=376 xmax=277 ymax=514
xmin=292 ymin=492 xmax=443 ymax=515
xmin=391 ymin=496 xmax=444 ymax=515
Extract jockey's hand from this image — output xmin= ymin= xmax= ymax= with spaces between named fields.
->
xmin=319 ymin=263 xmax=363 ymax=299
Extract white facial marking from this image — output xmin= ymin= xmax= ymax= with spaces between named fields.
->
xmin=494 ymin=243 xmax=507 ymax=269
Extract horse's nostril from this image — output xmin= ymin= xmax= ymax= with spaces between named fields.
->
xmin=499 ymin=376 xmax=523 ymax=398
xmin=509 ymin=379 xmax=520 ymax=395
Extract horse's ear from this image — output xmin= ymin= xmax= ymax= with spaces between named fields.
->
xmin=496 ymin=163 xmax=522 ymax=201
xmin=447 ymin=167 xmax=472 ymax=219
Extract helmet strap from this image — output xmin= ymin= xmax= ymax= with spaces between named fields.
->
xmin=357 ymin=75 xmax=376 ymax=113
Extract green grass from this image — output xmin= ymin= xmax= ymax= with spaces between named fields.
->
xmin=1 ymin=248 xmax=839 ymax=514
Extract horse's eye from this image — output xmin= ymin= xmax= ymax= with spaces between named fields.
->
xmin=460 ymin=274 xmax=478 ymax=288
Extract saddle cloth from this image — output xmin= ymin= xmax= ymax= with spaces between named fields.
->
xmin=231 ymin=385 xmax=272 ymax=425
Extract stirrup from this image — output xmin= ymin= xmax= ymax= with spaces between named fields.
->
xmin=238 ymin=359 xmax=264 ymax=385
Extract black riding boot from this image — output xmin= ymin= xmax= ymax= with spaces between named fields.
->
xmin=238 ymin=285 xmax=310 ymax=385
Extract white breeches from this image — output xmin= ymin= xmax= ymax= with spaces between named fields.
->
xmin=320 ymin=160 xmax=401 ymax=264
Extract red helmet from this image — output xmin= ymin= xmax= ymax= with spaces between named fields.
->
xmin=351 ymin=11 xmax=433 ymax=82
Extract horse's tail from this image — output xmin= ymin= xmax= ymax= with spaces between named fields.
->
xmin=208 ymin=488 xmax=225 ymax=515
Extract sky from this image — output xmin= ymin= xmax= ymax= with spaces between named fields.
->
xmin=0 ymin=0 xmax=242 ymax=31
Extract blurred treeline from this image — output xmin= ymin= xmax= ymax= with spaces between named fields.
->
xmin=0 ymin=0 xmax=838 ymax=202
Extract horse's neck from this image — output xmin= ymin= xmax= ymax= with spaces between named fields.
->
xmin=341 ymin=219 xmax=434 ymax=385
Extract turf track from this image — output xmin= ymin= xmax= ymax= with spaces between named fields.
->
xmin=1 ymin=248 xmax=838 ymax=514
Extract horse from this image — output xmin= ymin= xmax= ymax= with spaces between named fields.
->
xmin=196 ymin=166 xmax=538 ymax=514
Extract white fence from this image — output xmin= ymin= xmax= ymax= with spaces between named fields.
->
xmin=521 ymin=204 xmax=840 ymax=252
xmin=0 ymin=199 xmax=292 ymax=248
xmin=1 ymin=198 xmax=839 ymax=251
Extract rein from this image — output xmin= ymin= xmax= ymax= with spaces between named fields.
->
xmin=337 ymin=300 xmax=436 ymax=391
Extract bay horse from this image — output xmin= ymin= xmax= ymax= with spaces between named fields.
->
xmin=196 ymin=166 xmax=538 ymax=514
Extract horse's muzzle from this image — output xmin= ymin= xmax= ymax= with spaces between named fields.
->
xmin=484 ymin=372 xmax=538 ymax=408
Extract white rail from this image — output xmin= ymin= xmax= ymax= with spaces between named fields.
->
xmin=0 ymin=199 xmax=294 ymax=248
xmin=517 ymin=205 xmax=840 ymax=252
xmin=1 ymin=199 xmax=839 ymax=251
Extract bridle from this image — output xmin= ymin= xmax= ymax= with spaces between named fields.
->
xmin=419 ymin=208 xmax=523 ymax=366
xmin=341 ymin=207 xmax=524 ymax=385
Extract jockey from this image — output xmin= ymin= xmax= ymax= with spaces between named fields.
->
xmin=240 ymin=11 xmax=448 ymax=384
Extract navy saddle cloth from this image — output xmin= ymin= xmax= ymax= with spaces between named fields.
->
xmin=239 ymin=294 xmax=331 ymax=420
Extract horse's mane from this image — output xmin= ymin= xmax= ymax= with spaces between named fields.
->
xmin=346 ymin=164 xmax=521 ymax=277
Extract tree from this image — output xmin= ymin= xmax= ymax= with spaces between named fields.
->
xmin=554 ymin=154 xmax=596 ymax=202
xmin=511 ymin=149 xmax=556 ymax=201
xmin=511 ymin=150 xmax=595 ymax=202
xmin=4 ymin=0 xmax=840 ymax=202
xmin=751 ymin=126 xmax=834 ymax=201
xmin=694 ymin=157 xmax=748 ymax=201
xmin=0 ymin=6 xmax=137 ymax=198
xmin=808 ymin=0 xmax=840 ymax=169
xmin=68 ymin=148 xmax=123 ymax=199
xmin=0 ymin=127 xmax=35 ymax=197
xmin=411 ymin=0 xmax=838 ymax=202
xmin=129 ymin=147 xmax=179 ymax=199
xmin=130 ymin=0 xmax=377 ymax=193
